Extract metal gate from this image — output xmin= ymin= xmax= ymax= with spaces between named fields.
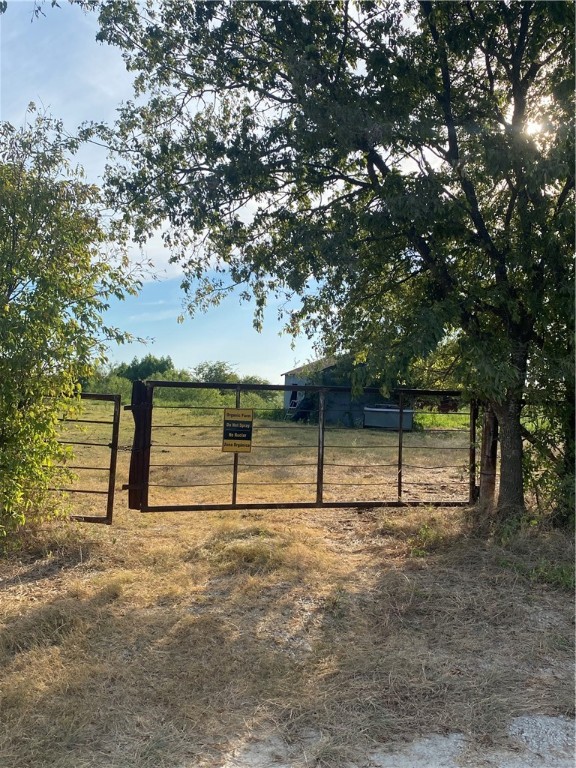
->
xmin=126 ymin=381 xmax=477 ymax=512
xmin=56 ymin=393 xmax=121 ymax=524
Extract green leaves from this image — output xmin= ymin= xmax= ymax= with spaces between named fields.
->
xmin=87 ymin=0 xmax=573 ymax=514
xmin=0 ymin=112 xmax=139 ymax=535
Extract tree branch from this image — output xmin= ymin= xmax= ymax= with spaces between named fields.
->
xmin=421 ymin=2 xmax=508 ymax=285
xmin=554 ymin=176 xmax=575 ymax=218
xmin=521 ymin=425 xmax=559 ymax=464
xmin=333 ymin=0 xmax=350 ymax=86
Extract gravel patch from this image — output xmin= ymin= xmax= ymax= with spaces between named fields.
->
xmin=213 ymin=715 xmax=575 ymax=768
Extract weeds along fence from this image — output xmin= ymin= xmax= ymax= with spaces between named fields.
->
xmin=126 ymin=381 xmax=477 ymax=512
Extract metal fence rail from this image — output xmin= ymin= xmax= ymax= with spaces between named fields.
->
xmin=55 ymin=393 xmax=121 ymax=524
xmin=126 ymin=381 xmax=477 ymax=512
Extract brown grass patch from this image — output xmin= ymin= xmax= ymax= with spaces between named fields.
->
xmin=188 ymin=522 xmax=328 ymax=581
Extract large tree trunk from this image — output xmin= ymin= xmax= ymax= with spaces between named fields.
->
xmin=494 ymin=396 xmax=525 ymax=516
xmin=491 ymin=341 xmax=530 ymax=518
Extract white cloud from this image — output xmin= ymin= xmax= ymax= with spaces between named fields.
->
xmin=136 ymin=231 xmax=185 ymax=282
xmin=127 ymin=308 xmax=181 ymax=323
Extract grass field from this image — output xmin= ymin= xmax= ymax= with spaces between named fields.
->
xmin=146 ymin=415 xmax=471 ymax=507
xmin=57 ymin=400 xmax=472 ymax=513
xmin=0 ymin=401 xmax=572 ymax=767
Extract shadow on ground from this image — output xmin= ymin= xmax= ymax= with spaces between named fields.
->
xmin=0 ymin=508 xmax=573 ymax=768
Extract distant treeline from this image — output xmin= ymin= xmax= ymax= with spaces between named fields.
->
xmin=83 ymin=355 xmax=283 ymax=411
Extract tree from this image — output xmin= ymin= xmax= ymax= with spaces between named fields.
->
xmin=190 ymin=361 xmax=277 ymax=397
xmin=88 ymin=1 xmax=574 ymax=518
xmin=114 ymin=353 xmax=174 ymax=381
xmin=191 ymin=360 xmax=239 ymax=383
xmin=0 ymin=110 xmax=139 ymax=535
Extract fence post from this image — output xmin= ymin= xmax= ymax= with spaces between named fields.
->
xmin=469 ymin=400 xmax=479 ymax=503
xmin=397 ymin=392 xmax=404 ymax=500
xmin=316 ymin=390 xmax=326 ymax=505
xmin=479 ymin=404 xmax=498 ymax=507
xmin=231 ymin=384 xmax=241 ymax=505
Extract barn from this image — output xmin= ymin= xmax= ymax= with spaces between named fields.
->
xmin=282 ymin=358 xmax=385 ymax=427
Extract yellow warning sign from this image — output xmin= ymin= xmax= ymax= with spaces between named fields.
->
xmin=222 ymin=408 xmax=253 ymax=453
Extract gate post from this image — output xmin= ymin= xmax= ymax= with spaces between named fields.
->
xmin=127 ymin=380 xmax=153 ymax=510
xmin=478 ymin=404 xmax=498 ymax=507
xmin=469 ymin=400 xmax=480 ymax=503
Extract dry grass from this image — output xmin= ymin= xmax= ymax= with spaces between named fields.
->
xmin=0 ymin=404 xmax=573 ymax=766
xmin=144 ymin=403 xmax=471 ymax=507
xmin=1 ymin=502 xmax=573 ymax=768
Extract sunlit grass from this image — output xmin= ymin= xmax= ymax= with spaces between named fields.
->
xmin=1 ymin=505 xmax=573 ymax=768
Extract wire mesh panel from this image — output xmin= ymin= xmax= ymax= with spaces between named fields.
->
xmin=128 ymin=382 xmax=475 ymax=511
xmin=131 ymin=383 xmax=321 ymax=510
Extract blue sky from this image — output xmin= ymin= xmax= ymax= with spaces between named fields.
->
xmin=0 ymin=1 xmax=316 ymax=382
